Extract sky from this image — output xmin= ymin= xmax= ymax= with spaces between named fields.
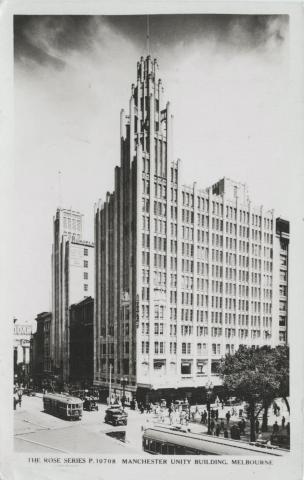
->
xmin=13 ymin=14 xmax=290 ymax=324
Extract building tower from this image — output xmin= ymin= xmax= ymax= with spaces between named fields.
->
xmin=94 ymin=56 xmax=289 ymax=403
xmin=51 ymin=208 xmax=94 ymax=382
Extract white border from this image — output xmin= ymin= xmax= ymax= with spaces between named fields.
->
xmin=1 ymin=1 xmax=303 ymax=479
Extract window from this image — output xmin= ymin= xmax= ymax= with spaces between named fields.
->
xmin=84 ymin=272 xmax=88 ymax=280
xmin=84 ymin=284 xmax=88 ymax=291
xmin=84 ymin=248 xmax=88 ymax=256
xmin=84 ymin=260 xmax=88 ymax=268
xmin=181 ymin=362 xmax=192 ymax=375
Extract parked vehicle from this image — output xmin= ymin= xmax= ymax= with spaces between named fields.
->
xmin=24 ymin=388 xmax=36 ymax=396
xmin=83 ymin=397 xmax=98 ymax=411
xmin=104 ymin=406 xmax=128 ymax=426
xmin=43 ymin=393 xmax=83 ymax=420
xmin=174 ymin=400 xmax=189 ymax=411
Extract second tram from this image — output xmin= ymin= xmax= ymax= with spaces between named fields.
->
xmin=43 ymin=393 xmax=83 ymax=420
xmin=142 ymin=426 xmax=288 ymax=456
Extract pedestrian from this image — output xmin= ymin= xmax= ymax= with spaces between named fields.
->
xmin=277 ymin=406 xmax=280 ymax=417
xmin=282 ymin=416 xmax=286 ymax=428
xmin=215 ymin=423 xmax=220 ymax=437
xmin=210 ymin=419 xmax=215 ymax=434
xmin=286 ymin=422 xmax=290 ymax=436
xmin=185 ymin=411 xmax=189 ymax=426
xmin=255 ymin=419 xmax=260 ymax=434
xmin=215 ymin=409 xmax=219 ymax=421
xmin=226 ymin=411 xmax=231 ymax=425
xmin=201 ymin=412 xmax=204 ymax=424
xmin=13 ymin=392 xmax=18 ymax=410
xmin=17 ymin=389 xmax=22 ymax=408
xmin=272 ymin=421 xmax=279 ymax=434
xmin=224 ymin=428 xmax=229 ymax=438
xmin=203 ymin=410 xmax=207 ymax=424
xmin=231 ymin=424 xmax=240 ymax=440
xmin=220 ymin=419 xmax=225 ymax=431
xmin=241 ymin=418 xmax=246 ymax=435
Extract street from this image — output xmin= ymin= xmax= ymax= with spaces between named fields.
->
xmin=14 ymin=395 xmax=147 ymax=454
xmin=14 ymin=395 xmax=290 ymax=454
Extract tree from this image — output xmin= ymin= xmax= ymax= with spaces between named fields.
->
xmin=273 ymin=345 xmax=290 ymax=413
xmin=218 ymin=345 xmax=280 ymax=442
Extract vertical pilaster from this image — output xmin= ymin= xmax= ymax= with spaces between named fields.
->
xmin=176 ymin=159 xmax=182 ymax=382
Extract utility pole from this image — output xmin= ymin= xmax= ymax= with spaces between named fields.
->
xmin=109 ymin=363 xmax=112 ymax=405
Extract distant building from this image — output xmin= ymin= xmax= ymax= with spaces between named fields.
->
xmin=30 ymin=312 xmax=52 ymax=387
xmin=13 ymin=318 xmax=32 ymax=385
xmin=94 ymin=55 xmax=289 ymax=403
xmin=51 ymin=208 xmax=94 ymax=382
xmin=69 ymin=296 xmax=94 ymax=386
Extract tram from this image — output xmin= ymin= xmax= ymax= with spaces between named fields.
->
xmin=142 ymin=426 xmax=288 ymax=456
xmin=43 ymin=393 xmax=83 ymax=420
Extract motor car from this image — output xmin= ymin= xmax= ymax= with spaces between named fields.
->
xmin=104 ymin=406 xmax=128 ymax=426
xmin=83 ymin=397 xmax=98 ymax=411
xmin=24 ymin=388 xmax=36 ymax=396
xmin=174 ymin=400 xmax=189 ymax=411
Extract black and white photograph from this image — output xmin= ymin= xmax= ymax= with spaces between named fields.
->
xmin=2 ymin=3 xmax=304 ymax=480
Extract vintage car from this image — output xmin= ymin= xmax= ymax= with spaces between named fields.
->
xmin=104 ymin=406 xmax=128 ymax=426
xmin=174 ymin=400 xmax=189 ymax=411
xmin=83 ymin=397 xmax=98 ymax=411
xmin=23 ymin=388 xmax=36 ymax=396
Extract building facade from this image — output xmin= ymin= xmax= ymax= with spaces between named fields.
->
xmin=30 ymin=312 xmax=52 ymax=387
xmin=51 ymin=208 xmax=94 ymax=382
xmin=94 ymin=56 xmax=289 ymax=402
xmin=69 ymin=296 xmax=94 ymax=387
xmin=13 ymin=318 xmax=32 ymax=385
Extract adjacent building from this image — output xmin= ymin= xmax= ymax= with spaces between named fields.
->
xmin=30 ymin=312 xmax=52 ymax=387
xmin=93 ymin=55 xmax=289 ymax=403
xmin=69 ymin=296 xmax=94 ymax=387
xmin=51 ymin=208 xmax=94 ymax=382
xmin=13 ymin=318 xmax=32 ymax=385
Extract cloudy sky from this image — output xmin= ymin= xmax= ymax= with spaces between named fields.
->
xmin=14 ymin=14 xmax=290 ymax=324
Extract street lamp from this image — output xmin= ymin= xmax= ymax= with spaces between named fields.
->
xmin=206 ymin=380 xmax=214 ymax=435
xmin=120 ymin=376 xmax=128 ymax=409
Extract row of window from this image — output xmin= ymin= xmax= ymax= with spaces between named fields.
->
xmin=140 ymin=318 xmax=273 ymax=335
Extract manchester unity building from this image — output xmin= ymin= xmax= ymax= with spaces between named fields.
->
xmin=94 ymin=56 xmax=289 ymax=403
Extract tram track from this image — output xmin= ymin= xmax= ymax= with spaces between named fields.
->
xmin=15 ymin=436 xmax=69 ymax=453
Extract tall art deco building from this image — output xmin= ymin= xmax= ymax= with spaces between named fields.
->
xmin=52 ymin=208 xmax=94 ymax=382
xmin=94 ymin=56 xmax=289 ymax=402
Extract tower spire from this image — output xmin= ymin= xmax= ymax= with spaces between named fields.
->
xmin=146 ymin=15 xmax=150 ymax=56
